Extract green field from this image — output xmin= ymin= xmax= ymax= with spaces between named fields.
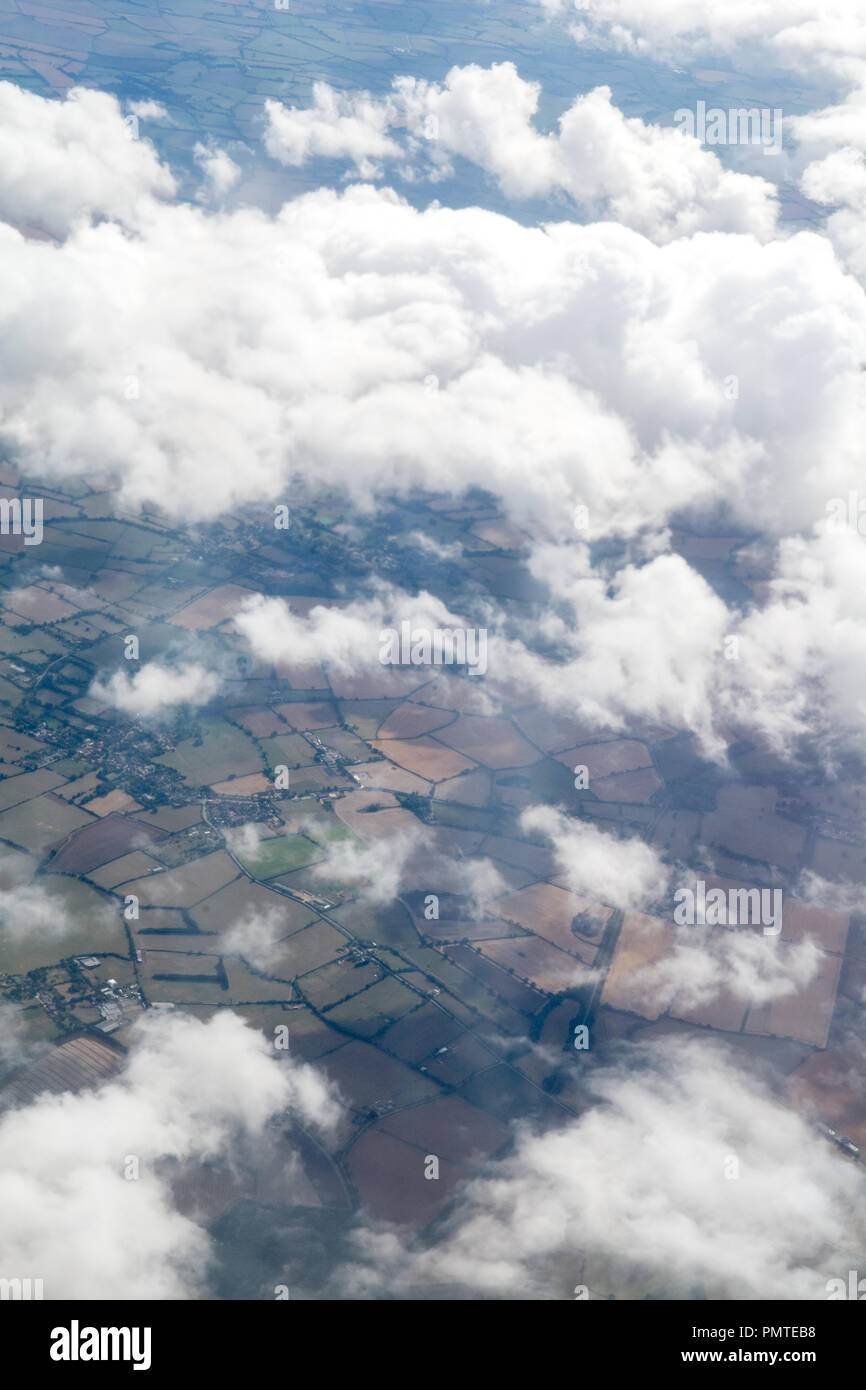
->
xmin=236 ymin=833 xmax=324 ymax=879
xmin=325 ymin=976 xmax=423 ymax=1038
xmin=0 ymin=876 xmax=128 ymax=973
xmin=302 ymin=819 xmax=359 ymax=851
xmin=158 ymin=717 xmax=262 ymax=785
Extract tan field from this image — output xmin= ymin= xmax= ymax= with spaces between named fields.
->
xmin=272 ymin=658 xmax=329 ymax=689
xmin=370 ymin=736 xmax=476 ymax=781
xmin=601 ymin=912 xmax=672 ymax=1019
xmin=776 ymin=897 xmax=849 ymax=954
xmin=692 ymin=876 xmax=849 ymax=953
xmin=228 ymin=707 xmax=290 ymax=736
xmin=515 ymin=708 xmax=620 ymax=753
xmin=478 ymin=834 xmax=557 ymax=878
xmin=700 ymin=807 xmax=806 ymax=869
xmin=670 ymin=981 xmax=748 ymax=1034
xmin=787 ymin=1042 xmax=866 ymax=1149
xmin=434 ymin=768 xmax=492 ymax=806
xmin=593 ymin=767 xmax=661 ymax=803
xmin=602 ymin=894 xmax=845 ymax=1045
xmin=328 ymin=667 xmax=424 ymax=700
xmin=407 ymin=674 xmax=493 ymax=714
xmin=332 ymin=790 xmax=421 ymax=842
xmin=83 ymin=789 xmax=142 ymax=817
xmin=274 ymin=700 xmax=339 ymax=730
xmin=210 ymin=772 xmax=273 ymax=796
xmin=744 ymin=952 xmax=842 ymax=1048
xmin=435 ymin=714 xmax=541 ymax=769
xmin=351 ymin=760 xmax=432 ymax=795
xmin=479 ymin=935 xmax=591 ymax=994
xmin=493 ymin=882 xmax=609 ymax=964
xmin=168 ymin=584 xmax=257 ymax=629
xmin=376 ymin=702 xmax=455 ymax=739
xmin=4 ymin=586 xmax=78 ymax=623
xmin=556 ymin=739 xmax=653 ymax=778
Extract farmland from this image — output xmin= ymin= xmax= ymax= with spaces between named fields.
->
xmin=0 ymin=473 xmax=859 ymax=1266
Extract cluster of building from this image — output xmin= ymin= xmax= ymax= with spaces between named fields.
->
xmin=818 ymin=1122 xmax=861 ymax=1161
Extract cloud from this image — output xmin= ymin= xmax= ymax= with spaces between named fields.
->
xmin=234 ymin=594 xmax=385 ymax=675
xmin=339 ymin=1036 xmax=863 ymax=1299
xmin=193 ymin=143 xmax=241 ymax=198
xmin=1 ymin=76 xmax=866 ymax=759
xmin=264 ymin=84 xmax=402 ymax=177
xmin=799 ymin=146 xmax=866 ymax=278
xmin=231 ymin=523 xmax=866 ymax=762
xmin=625 ymin=915 xmax=824 ymax=1012
xmin=234 ymin=588 xmax=486 ymax=679
xmin=220 ymin=906 xmax=292 ymax=972
xmin=796 ymin=870 xmax=866 ymax=915
xmin=520 ymin=806 xmax=670 ymax=910
xmin=308 ymin=821 xmax=430 ymax=906
xmin=721 ymin=529 xmax=866 ymax=762
xmin=0 ymin=83 xmax=174 ymax=236
xmin=542 ymin=0 xmax=866 ymax=84
xmin=224 ymin=823 xmax=264 ymax=859
xmin=0 ymin=1005 xmax=49 ymax=1078
xmin=0 ymin=1010 xmax=338 ymax=1299
xmin=90 ymin=661 xmax=223 ymax=718
xmin=0 ymin=79 xmax=862 ymax=568
xmin=265 ymin=65 xmax=778 ymax=241
xmin=2 ymin=181 xmax=858 ymax=553
xmin=402 ymin=530 xmax=465 ymax=562
xmin=446 ymin=857 xmax=510 ymax=918
xmin=791 ymin=91 xmax=866 ymax=157
xmin=512 ymin=549 xmax=732 ymax=751
xmin=0 ymin=849 xmax=114 ymax=945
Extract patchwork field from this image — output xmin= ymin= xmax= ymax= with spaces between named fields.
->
xmin=123 ymin=851 xmax=239 ymax=908
xmin=324 ymin=976 xmax=422 ymax=1037
xmin=476 ymin=936 xmax=589 ymax=996
xmin=168 ymin=585 xmax=257 ymax=629
xmin=369 ymin=736 xmax=477 ymax=781
xmin=493 ymin=883 xmax=610 ymax=963
xmin=236 ymin=833 xmax=325 ymax=879
xmin=435 ymin=715 xmax=541 ymax=769
xmin=158 ymin=719 xmax=262 ymax=785
xmin=0 ymin=794 xmax=95 ymax=851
